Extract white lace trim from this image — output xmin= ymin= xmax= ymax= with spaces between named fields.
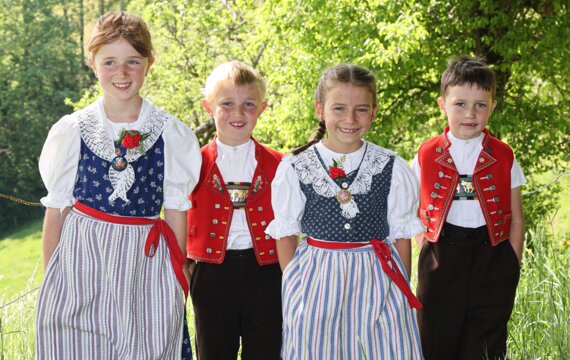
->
xmin=76 ymin=100 xmax=169 ymax=204
xmin=292 ymin=142 xmax=395 ymax=219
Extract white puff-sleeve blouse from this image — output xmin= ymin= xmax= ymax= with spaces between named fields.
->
xmin=39 ymin=98 xmax=201 ymax=212
xmin=265 ymin=142 xmax=424 ymax=243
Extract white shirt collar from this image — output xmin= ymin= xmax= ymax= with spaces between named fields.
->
xmin=446 ymin=131 xmax=485 ymax=147
xmin=215 ymin=138 xmax=253 ymax=155
xmin=315 ymin=141 xmax=366 ymax=158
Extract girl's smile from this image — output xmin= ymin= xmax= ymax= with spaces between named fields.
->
xmin=316 ymin=83 xmax=377 ymax=154
xmin=90 ymin=37 xmax=152 ymax=111
xmin=113 ymin=82 xmax=132 ymax=89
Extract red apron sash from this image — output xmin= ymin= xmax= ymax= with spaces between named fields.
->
xmin=306 ymin=237 xmax=422 ymax=310
xmin=74 ymin=201 xmax=189 ymax=299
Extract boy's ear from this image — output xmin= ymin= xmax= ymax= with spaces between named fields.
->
xmin=436 ymin=97 xmax=446 ymax=114
xmin=490 ymin=100 xmax=497 ymax=113
xmin=202 ymin=99 xmax=214 ymax=116
xmin=259 ymin=101 xmax=268 ymax=114
xmin=314 ymin=100 xmax=324 ymax=120
xmin=371 ymin=106 xmax=378 ymax=120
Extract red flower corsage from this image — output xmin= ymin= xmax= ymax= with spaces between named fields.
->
xmin=117 ymin=129 xmax=150 ymax=154
xmin=328 ymin=155 xmax=347 ymax=180
xmin=329 ymin=166 xmax=346 ymax=179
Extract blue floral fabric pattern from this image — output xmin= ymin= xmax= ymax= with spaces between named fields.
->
xmin=74 ymin=136 xmax=165 ymax=217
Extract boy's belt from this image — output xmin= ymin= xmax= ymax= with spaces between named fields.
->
xmin=306 ymin=237 xmax=422 ymax=310
xmin=74 ymin=201 xmax=188 ymax=298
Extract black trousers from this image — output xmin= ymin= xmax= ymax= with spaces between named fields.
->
xmin=417 ymin=223 xmax=520 ymax=360
xmin=190 ymin=249 xmax=282 ymax=360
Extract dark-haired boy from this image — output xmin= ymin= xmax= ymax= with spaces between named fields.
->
xmin=412 ymin=56 xmax=526 ymax=360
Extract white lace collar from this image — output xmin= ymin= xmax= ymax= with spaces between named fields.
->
xmin=75 ymin=98 xmax=170 ymax=205
xmin=77 ymin=98 xmax=167 ymax=162
xmin=292 ymin=141 xmax=395 ymax=219
xmin=314 ymin=142 xmax=366 ymax=173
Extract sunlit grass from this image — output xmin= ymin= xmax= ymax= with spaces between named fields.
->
xmin=1 ymin=220 xmax=568 ymax=359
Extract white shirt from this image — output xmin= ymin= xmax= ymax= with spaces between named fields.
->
xmin=39 ymin=98 xmax=202 ymax=212
xmin=265 ymin=141 xmax=425 ymax=243
xmin=411 ymin=131 xmax=526 ymax=228
xmin=215 ymin=138 xmax=257 ymax=250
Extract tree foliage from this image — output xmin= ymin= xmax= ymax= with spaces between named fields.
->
xmin=124 ymin=0 xmax=569 ymax=227
xmin=0 ymin=0 xmax=91 ymax=232
xmin=1 ymin=0 xmax=568 ymax=231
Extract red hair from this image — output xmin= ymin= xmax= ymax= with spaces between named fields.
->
xmin=87 ymin=11 xmax=154 ymax=63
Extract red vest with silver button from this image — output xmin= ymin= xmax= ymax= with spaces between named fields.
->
xmin=417 ymin=127 xmax=514 ymax=246
xmin=187 ymin=138 xmax=283 ymax=265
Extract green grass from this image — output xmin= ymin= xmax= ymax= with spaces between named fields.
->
xmin=0 ymin=219 xmax=43 ymax=300
xmin=529 ymin=170 xmax=570 ymax=238
xmin=0 ymin=219 xmax=43 ymax=359
xmin=0 ymin=217 xmax=197 ymax=359
xmin=507 ymin=227 xmax=570 ymax=359
xmin=1 ymin=216 xmax=569 ymax=359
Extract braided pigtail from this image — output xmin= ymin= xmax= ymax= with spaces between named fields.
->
xmin=292 ymin=120 xmax=326 ymax=155
xmin=291 ymin=64 xmax=376 ymax=156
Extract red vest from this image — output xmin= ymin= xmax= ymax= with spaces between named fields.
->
xmin=186 ymin=138 xmax=283 ymax=265
xmin=417 ymin=127 xmax=514 ymax=246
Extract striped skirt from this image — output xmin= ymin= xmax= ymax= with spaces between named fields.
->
xmin=281 ymin=238 xmax=423 ymax=360
xmin=35 ymin=208 xmax=185 ymax=359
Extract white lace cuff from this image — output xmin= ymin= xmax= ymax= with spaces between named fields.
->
xmin=40 ymin=194 xmax=75 ymax=211
xmin=387 ymin=215 xmax=425 ymax=243
xmin=265 ymin=219 xmax=301 ymax=239
xmin=163 ymin=196 xmax=192 ymax=211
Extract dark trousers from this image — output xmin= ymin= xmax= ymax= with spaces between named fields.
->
xmin=417 ymin=223 xmax=520 ymax=360
xmin=190 ymin=249 xmax=282 ymax=360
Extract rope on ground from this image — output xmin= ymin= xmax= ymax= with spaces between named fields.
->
xmin=0 ymin=287 xmax=40 ymax=309
xmin=523 ymin=171 xmax=570 ymax=196
xmin=0 ymin=193 xmax=42 ymax=207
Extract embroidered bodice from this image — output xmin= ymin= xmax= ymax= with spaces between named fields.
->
xmin=294 ymin=145 xmax=394 ymax=242
xmin=265 ymin=141 xmax=425 ymax=243
xmin=39 ymin=98 xmax=203 ymax=214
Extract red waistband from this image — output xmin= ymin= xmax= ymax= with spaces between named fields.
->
xmin=307 ymin=237 xmax=422 ymax=310
xmin=74 ymin=201 xmax=189 ymax=299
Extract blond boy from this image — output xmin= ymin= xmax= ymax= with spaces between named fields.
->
xmin=186 ymin=61 xmax=283 ymax=359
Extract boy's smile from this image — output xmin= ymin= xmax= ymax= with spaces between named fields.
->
xmin=203 ymin=84 xmax=267 ymax=146
xmin=438 ymin=84 xmax=496 ymax=140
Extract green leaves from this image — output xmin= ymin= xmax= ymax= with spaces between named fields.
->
xmin=40 ymin=0 xmax=569 ymax=229
xmin=0 ymin=0 xmax=89 ymax=231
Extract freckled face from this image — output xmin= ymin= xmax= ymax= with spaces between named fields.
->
xmin=202 ymin=84 xmax=267 ymax=146
xmin=91 ymin=37 xmax=152 ymax=104
xmin=317 ymin=83 xmax=376 ymax=153
xmin=438 ymin=84 xmax=496 ymax=140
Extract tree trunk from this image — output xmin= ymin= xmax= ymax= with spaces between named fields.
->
xmin=80 ymin=0 xmax=85 ymax=68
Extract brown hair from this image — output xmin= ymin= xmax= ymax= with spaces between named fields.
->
xmin=203 ymin=61 xmax=266 ymax=103
xmin=440 ymin=56 xmax=496 ymax=99
xmin=292 ymin=64 xmax=377 ymax=155
xmin=87 ymin=11 xmax=154 ymax=63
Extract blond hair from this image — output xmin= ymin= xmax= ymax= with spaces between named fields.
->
xmin=203 ymin=61 xmax=266 ymax=103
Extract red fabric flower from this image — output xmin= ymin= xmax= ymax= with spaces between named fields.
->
xmin=329 ymin=166 xmax=346 ymax=179
xmin=121 ymin=131 xmax=142 ymax=149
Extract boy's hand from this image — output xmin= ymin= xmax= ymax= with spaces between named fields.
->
xmin=184 ymin=260 xmax=196 ymax=286
xmin=414 ymin=233 xmax=426 ymax=248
